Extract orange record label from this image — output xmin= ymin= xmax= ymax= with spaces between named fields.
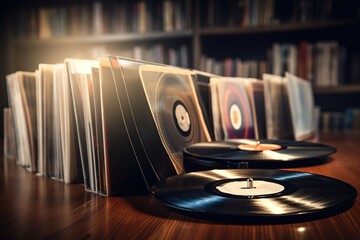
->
xmin=238 ymin=142 xmax=282 ymax=151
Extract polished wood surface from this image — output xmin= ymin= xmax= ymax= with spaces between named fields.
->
xmin=1 ymin=131 xmax=360 ymax=239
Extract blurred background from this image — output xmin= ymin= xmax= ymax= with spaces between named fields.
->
xmin=1 ymin=0 xmax=360 ymax=139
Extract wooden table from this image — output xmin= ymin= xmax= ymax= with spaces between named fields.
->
xmin=1 ymin=130 xmax=360 ymax=239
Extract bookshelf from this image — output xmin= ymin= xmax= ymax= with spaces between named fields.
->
xmin=2 ymin=0 xmax=360 ymax=134
xmin=5 ymin=0 xmax=194 ymax=74
xmin=194 ymin=0 xmax=360 ymax=116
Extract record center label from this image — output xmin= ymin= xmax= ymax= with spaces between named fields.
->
xmin=229 ymin=104 xmax=242 ymax=130
xmin=173 ymin=100 xmax=191 ymax=135
xmin=238 ymin=142 xmax=282 ymax=151
xmin=216 ymin=180 xmax=285 ymax=196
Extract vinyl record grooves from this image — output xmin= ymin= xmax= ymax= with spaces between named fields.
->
xmin=151 ymin=169 xmax=357 ymax=220
xmin=138 ymin=64 xmax=211 ymax=175
xmin=155 ymin=73 xmax=203 ymax=153
xmin=183 ymin=139 xmax=337 ymax=169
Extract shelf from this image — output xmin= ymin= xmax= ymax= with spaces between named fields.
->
xmin=313 ymin=84 xmax=360 ymax=94
xmin=14 ymin=31 xmax=193 ymax=46
xmin=199 ymin=19 xmax=358 ymax=36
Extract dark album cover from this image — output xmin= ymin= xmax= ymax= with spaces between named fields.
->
xmin=242 ymin=78 xmax=267 ymax=140
xmin=109 ymin=57 xmax=211 ymax=189
xmin=263 ymin=73 xmax=293 ymax=140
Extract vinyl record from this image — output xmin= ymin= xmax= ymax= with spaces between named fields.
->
xmin=155 ymin=73 xmax=204 ymax=166
xmin=183 ymin=139 xmax=337 ymax=169
xmin=219 ymin=79 xmax=254 ymax=139
xmin=151 ymin=169 xmax=357 ymax=219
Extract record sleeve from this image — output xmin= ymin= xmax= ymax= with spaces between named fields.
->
xmin=210 ymin=77 xmax=255 ymax=140
xmin=3 ymin=108 xmax=16 ymax=160
xmin=98 ymin=58 xmax=147 ymax=196
xmin=6 ymin=71 xmax=37 ymax=171
xmin=109 ymin=57 xmax=176 ymax=190
xmin=183 ymin=139 xmax=337 ymax=170
xmin=190 ymin=69 xmax=220 ymax=141
xmin=285 ymin=72 xmax=316 ymax=141
xmin=263 ymin=73 xmax=293 ymax=140
xmin=242 ymin=78 xmax=267 ymax=139
xmin=109 ymin=56 xmax=211 ymax=190
xmin=66 ymin=58 xmax=99 ymax=189
xmin=151 ymin=169 xmax=357 ymax=221
xmin=138 ymin=65 xmax=212 ymax=173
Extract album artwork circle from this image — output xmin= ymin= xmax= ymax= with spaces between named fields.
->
xmin=218 ymin=79 xmax=255 ymax=139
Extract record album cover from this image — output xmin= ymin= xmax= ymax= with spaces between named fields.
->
xmin=109 ymin=57 xmax=211 ymax=189
xmin=6 ymin=71 xmax=37 ymax=171
xmin=285 ymin=72 xmax=316 ymax=141
xmin=98 ymin=58 xmax=148 ymax=195
xmin=139 ymin=65 xmax=212 ymax=173
xmin=263 ymin=73 xmax=293 ymax=140
xmin=210 ymin=77 xmax=255 ymax=140
xmin=242 ymin=78 xmax=267 ymax=140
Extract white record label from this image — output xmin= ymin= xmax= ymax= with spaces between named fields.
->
xmin=216 ymin=180 xmax=285 ymax=196
xmin=230 ymin=104 xmax=242 ymax=130
xmin=175 ymin=103 xmax=191 ymax=133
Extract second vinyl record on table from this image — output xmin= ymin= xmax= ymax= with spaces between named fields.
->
xmin=151 ymin=169 xmax=356 ymax=221
xmin=183 ymin=139 xmax=337 ymax=169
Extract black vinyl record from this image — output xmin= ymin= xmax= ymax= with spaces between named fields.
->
xmin=151 ymin=169 xmax=357 ymax=220
xmin=183 ymin=139 xmax=337 ymax=169
xmin=155 ymin=73 xmax=204 ymax=155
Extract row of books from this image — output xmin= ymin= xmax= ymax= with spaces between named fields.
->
xmin=200 ymin=0 xmax=359 ymax=27
xmin=109 ymin=44 xmax=190 ymax=69
xmin=15 ymin=0 xmax=192 ymax=39
xmin=199 ymin=57 xmax=267 ymax=80
xmin=320 ymin=108 xmax=360 ymax=131
xmin=199 ymin=40 xmax=358 ymax=86
xmin=32 ymin=43 xmax=190 ymax=70
xmin=5 ymin=56 xmax=320 ymax=196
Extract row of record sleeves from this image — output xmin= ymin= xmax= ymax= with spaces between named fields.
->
xmin=5 ymin=56 xmax=320 ymax=196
